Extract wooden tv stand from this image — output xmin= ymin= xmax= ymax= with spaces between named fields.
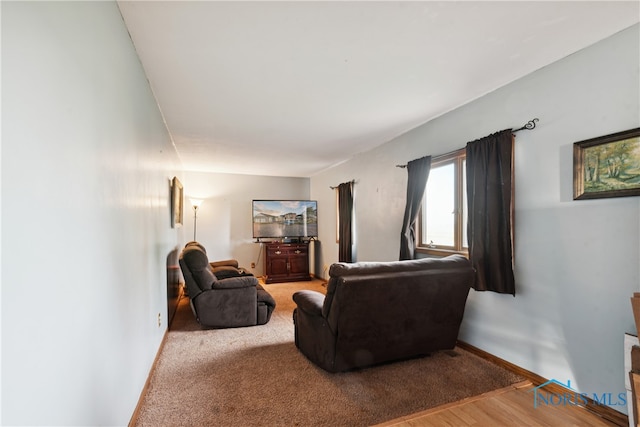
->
xmin=264 ymin=242 xmax=311 ymax=284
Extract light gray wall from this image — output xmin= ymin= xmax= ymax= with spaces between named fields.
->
xmin=2 ymin=2 xmax=182 ymax=425
xmin=181 ymin=171 xmax=310 ymax=277
xmin=311 ymin=24 xmax=640 ymax=412
xmin=3 ymin=1 xmax=637 ymax=424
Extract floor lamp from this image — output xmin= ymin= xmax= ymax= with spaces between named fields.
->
xmin=190 ymin=198 xmax=203 ymax=241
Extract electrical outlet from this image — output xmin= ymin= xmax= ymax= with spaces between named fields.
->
xmin=251 ymin=262 xmax=256 ymax=268
xmin=157 ymin=312 xmax=161 ymax=327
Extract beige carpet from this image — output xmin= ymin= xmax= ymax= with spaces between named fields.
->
xmin=134 ymin=280 xmax=522 ymax=427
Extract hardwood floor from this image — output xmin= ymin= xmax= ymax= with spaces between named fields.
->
xmin=376 ymin=381 xmax=620 ymax=427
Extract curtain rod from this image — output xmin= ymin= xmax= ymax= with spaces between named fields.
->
xmin=395 ymin=118 xmax=540 ymax=168
xmin=512 ymin=118 xmax=539 ymax=133
xmin=329 ymin=179 xmax=355 ymax=190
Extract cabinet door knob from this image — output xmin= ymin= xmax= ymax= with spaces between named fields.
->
xmin=275 ymin=250 xmax=282 ymax=255
xmin=295 ymin=250 xmax=301 ymax=254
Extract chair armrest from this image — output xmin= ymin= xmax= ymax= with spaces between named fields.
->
xmin=257 ymin=288 xmax=276 ymax=308
xmin=293 ymin=290 xmax=325 ymax=317
xmin=211 ymin=276 xmax=257 ymax=290
xmin=210 ymin=259 xmax=239 ymax=269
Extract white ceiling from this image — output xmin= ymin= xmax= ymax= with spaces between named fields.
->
xmin=118 ymin=1 xmax=639 ymax=178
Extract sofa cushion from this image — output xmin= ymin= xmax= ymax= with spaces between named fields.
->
xmin=181 ymin=246 xmax=217 ymax=291
xmin=214 ymin=268 xmax=254 ymax=279
xmin=328 ymin=254 xmax=470 ymax=277
xmin=323 ymin=255 xmax=471 ymax=318
xmin=212 ymin=268 xmax=241 ymax=280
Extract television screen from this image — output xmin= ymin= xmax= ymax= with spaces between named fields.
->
xmin=252 ymin=200 xmax=318 ymax=240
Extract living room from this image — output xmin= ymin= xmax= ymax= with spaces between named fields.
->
xmin=2 ymin=1 xmax=639 ymax=426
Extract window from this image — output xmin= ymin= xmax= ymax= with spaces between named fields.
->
xmin=417 ymin=148 xmax=467 ymax=255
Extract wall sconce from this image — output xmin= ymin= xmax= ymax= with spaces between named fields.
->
xmin=190 ymin=198 xmax=203 ymax=241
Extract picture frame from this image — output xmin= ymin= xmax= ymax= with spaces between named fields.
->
xmin=573 ymin=128 xmax=640 ymax=200
xmin=171 ymin=176 xmax=184 ymax=228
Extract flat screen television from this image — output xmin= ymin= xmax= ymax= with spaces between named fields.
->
xmin=252 ymin=200 xmax=318 ymax=241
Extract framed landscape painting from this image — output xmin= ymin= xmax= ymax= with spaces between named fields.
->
xmin=573 ymin=128 xmax=640 ymax=200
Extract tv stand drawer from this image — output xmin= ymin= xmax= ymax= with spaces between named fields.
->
xmin=267 ymin=244 xmax=307 ymax=256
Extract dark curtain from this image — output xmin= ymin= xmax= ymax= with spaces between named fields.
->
xmin=399 ymin=156 xmax=431 ymax=260
xmin=338 ymin=181 xmax=353 ymax=263
xmin=466 ymin=129 xmax=515 ymax=295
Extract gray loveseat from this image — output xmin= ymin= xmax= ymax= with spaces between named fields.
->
xmin=292 ymin=255 xmax=474 ymax=372
xmin=179 ymin=242 xmax=276 ymax=328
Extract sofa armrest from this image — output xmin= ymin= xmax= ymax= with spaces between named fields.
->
xmin=210 ymin=259 xmax=239 ymax=269
xmin=212 ymin=276 xmax=257 ymax=290
xmin=293 ymin=290 xmax=325 ymax=317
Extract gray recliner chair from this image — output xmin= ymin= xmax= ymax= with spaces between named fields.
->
xmin=179 ymin=242 xmax=276 ymax=328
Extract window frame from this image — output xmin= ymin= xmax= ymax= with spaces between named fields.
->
xmin=416 ymin=148 xmax=468 ymax=257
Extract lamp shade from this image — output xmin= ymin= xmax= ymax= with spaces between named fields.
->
xmin=190 ymin=198 xmax=204 ymax=209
